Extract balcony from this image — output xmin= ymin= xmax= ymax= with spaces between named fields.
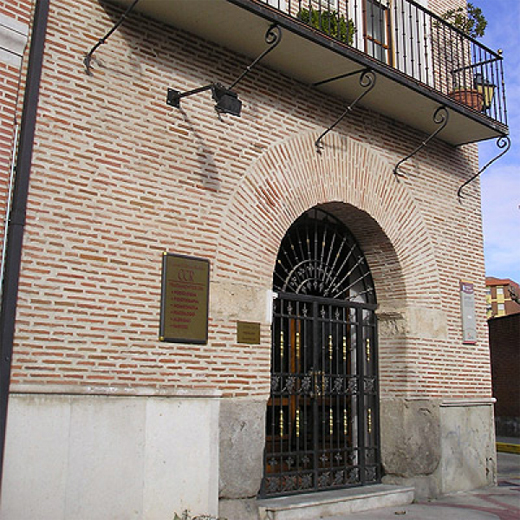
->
xmin=109 ymin=0 xmax=508 ymax=146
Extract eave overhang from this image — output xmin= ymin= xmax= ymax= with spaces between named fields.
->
xmin=107 ymin=0 xmax=509 ymax=147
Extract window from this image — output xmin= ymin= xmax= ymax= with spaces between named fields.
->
xmin=266 ymin=0 xmax=287 ymax=10
xmin=307 ymin=0 xmax=338 ymax=10
xmin=325 ymin=0 xmax=339 ymax=9
xmin=497 ymin=303 xmax=505 ymax=316
xmin=364 ymin=0 xmax=392 ymax=64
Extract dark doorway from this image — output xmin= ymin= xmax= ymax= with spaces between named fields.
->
xmin=261 ymin=207 xmax=381 ymax=497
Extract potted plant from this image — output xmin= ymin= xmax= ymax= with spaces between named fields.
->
xmin=441 ymin=2 xmax=487 ymax=39
xmin=442 ymin=3 xmax=488 ymax=111
xmin=298 ymin=6 xmax=355 ymax=45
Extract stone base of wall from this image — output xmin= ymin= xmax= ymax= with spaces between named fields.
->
xmin=2 ymin=392 xmax=496 ymax=519
xmin=219 ymin=498 xmax=260 ymax=520
xmin=219 ymin=396 xmax=496 ymax=519
xmin=218 ymin=397 xmax=267 ymax=520
xmin=381 ymin=397 xmax=496 ymax=499
xmin=0 ymin=389 xmax=221 ymax=520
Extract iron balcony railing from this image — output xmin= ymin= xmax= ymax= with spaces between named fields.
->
xmin=259 ymin=0 xmax=507 ymax=127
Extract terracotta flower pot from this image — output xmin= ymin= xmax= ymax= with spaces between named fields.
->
xmin=449 ymin=89 xmax=484 ymax=111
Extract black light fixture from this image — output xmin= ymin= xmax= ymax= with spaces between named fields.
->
xmin=167 ymin=83 xmax=242 ymax=116
xmin=474 ymin=72 xmax=496 ymax=111
xmin=211 ymin=84 xmax=242 ymax=116
xmin=166 ymin=24 xmax=281 ymax=119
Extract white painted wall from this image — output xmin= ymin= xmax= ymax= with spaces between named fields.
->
xmin=0 ymin=391 xmax=220 ymax=520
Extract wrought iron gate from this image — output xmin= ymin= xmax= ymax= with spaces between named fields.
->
xmin=261 ymin=208 xmax=381 ymax=497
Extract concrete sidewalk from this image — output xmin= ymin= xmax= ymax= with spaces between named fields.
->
xmin=328 ymin=452 xmax=520 ymax=520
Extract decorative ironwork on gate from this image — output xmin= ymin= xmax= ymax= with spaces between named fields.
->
xmin=261 ymin=208 xmax=380 ymax=497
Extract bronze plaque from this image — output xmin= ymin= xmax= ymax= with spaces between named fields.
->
xmin=160 ymin=253 xmax=210 ymax=344
xmin=237 ymin=321 xmax=261 ymax=344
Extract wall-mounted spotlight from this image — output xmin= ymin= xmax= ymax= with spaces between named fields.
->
xmin=166 ymin=25 xmax=281 ymax=119
xmin=167 ymin=83 xmax=242 ymax=116
xmin=211 ymin=84 xmax=242 ymax=116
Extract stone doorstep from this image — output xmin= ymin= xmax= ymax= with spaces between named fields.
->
xmin=257 ymin=484 xmax=415 ymax=520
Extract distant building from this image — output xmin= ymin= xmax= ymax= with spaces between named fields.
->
xmin=486 ymin=277 xmax=520 ymax=319
xmin=489 ymin=313 xmax=520 ymax=437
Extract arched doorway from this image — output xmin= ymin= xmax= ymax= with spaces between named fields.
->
xmin=261 ymin=207 xmax=381 ymax=497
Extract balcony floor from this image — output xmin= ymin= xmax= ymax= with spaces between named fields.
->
xmin=108 ymin=0 xmax=508 ymax=147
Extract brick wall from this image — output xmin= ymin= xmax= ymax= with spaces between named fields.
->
xmin=0 ymin=0 xmax=32 ymax=25
xmin=0 ymin=62 xmax=21 ymax=246
xmin=0 ymin=0 xmax=31 ymax=288
xmin=430 ymin=0 xmax=467 ymax=15
xmin=489 ymin=314 xmax=520 ymax=418
xmin=4 ymin=0 xmax=490 ymax=398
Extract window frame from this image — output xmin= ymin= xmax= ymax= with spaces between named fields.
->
xmin=363 ymin=0 xmax=393 ymax=65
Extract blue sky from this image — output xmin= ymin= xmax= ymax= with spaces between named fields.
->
xmin=476 ymin=0 xmax=520 ymax=283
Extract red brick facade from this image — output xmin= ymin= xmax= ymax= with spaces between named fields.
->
xmin=0 ymin=0 xmax=32 ymax=276
xmin=1 ymin=1 xmax=500 ymax=516
xmin=0 ymin=0 xmax=488 ymax=398
xmin=0 ymin=1 xmax=32 ymax=23
xmin=489 ymin=314 xmax=520 ymax=423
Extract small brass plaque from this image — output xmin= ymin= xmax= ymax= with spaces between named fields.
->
xmin=237 ymin=321 xmax=261 ymax=344
xmin=159 ymin=253 xmax=210 ymax=344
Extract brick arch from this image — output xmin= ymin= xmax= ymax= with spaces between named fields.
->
xmin=214 ymin=131 xmax=441 ymax=314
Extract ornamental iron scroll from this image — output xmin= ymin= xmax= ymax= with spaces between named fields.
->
xmin=315 ymin=69 xmax=376 ymax=154
xmin=228 ymin=24 xmax=282 ymax=90
xmin=393 ymin=106 xmax=449 ymax=177
xmin=457 ymin=135 xmax=511 ymax=200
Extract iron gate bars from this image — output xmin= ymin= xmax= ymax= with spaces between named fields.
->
xmin=272 ymin=209 xmax=376 ymax=303
xmin=263 ymin=208 xmax=380 ymax=498
xmin=262 ymin=294 xmax=380 ymax=497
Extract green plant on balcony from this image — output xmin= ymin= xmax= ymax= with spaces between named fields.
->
xmin=298 ymin=7 xmax=355 ymax=45
xmin=441 ymin=2 xmax=487 ymax=38
xmin=440 ymin=3 xmax=489 ymax=112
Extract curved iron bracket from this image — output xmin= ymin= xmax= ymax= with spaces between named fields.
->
xmin=315 ymin=69 xmax=376 ymax=154
xmin=458 ymin=135 xmax=511 ymax=200
xmin=394 ymin=106 xmax=449 ymax=177
xmin=229 ymin=24 xmax=282 ymax=90
xmin=84 ymin=0 xmax=141 ymax=76
xmin=167 ymin=24 xmax=281 ymax=115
